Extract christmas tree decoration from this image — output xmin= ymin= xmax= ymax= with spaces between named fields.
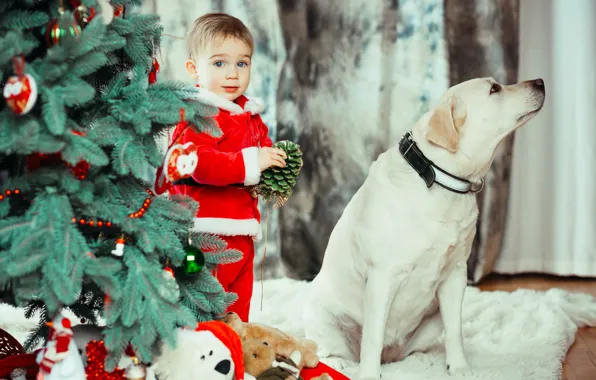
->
xmin=182 ymin=245 xmax=205 ymax=275
xmin=1 ymin=0 xmax=239 ymax=372
xmin=113 ymin=3 xmax=125 ymax=18
xmin=35 ymin=315 xmax=86 ymax=380
xmin=155 ymin=109 xmax=199 ymax=188
xmin=124 ymin=356 xmax=146 ymax=380
xmin=251 ymin=140 xmax=303 ymax=207
xmin=165 ymin=141 xmax=198 ymax=182
xmin=26 ymin=150 xmax=89 ymax=180
xmin=128 ymin=189 xmax=153 ymax=218
xmin=44 ymin=5 xmax=82 ymax=47
xmin=68 ymin=159 xmax=90 ymax=180
xmin=96 ymin=0 xmax=115 ymax=25
xmin=111 ymin=236 xmax=125 ymax=257
xmin=3 ymin=57 xmax=38 ymax=115
xmin=72 ymin=218 xmax=112 ymax=228
xmin=0 ymin=188 xmax=21 ymax=202
xmin=84 ymin=340 xmax=126 ymax=380
xmin=148 ymin=58 xmax=160 ymax=84
xmin=161 ymin=264 xmax=180 ymax=299
xmin=70 ymin=0 xmax=96 ymax=27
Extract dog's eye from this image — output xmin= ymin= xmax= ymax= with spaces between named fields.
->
xmin=252 ymin=353 xmax=257 ymax=358
xmin=209 ymin=350 xmax=213 ymax=356
xmin=490 ymin=83 xmax=501 ymax=94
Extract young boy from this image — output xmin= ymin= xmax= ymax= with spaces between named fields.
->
xmin=162 ymin=13 xmax=287 ymax=322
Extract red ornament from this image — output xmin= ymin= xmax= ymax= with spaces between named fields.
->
xmin=165 ymin=141 xmax=198 ymax=182
xmin=154 ymin=109 xmax=198 ymax=194
xmin=26 ymin=152 xmax=89 ymax=179
xmin=85 ymin=340 xmax=126 ymax=380
xmin=26 ymin=130 xmax=90 ymax=179
xmin=70 ymin=0 xmax=96 ymax=27
xmin=69 ymin=160 xmax=90 ymax=179
xmin=148 ymin=58 xmax=160 ymax=84
xmin=3 ymin=57 xmax=37 ymax=115
xmin=113 ymin=4 xmax=124 ymax=18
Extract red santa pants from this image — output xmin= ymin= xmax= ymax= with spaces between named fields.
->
xmin=211 ymin=234 xmax=255 ymax=322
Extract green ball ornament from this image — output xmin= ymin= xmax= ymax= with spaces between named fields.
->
xmin=183 ymin=246 xmax=205 ymax=274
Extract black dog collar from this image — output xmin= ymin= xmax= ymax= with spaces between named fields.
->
xmin=398 ymin=131 xmax=484 ymax=194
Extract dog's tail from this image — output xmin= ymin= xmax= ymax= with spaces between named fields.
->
xmin=547 ymin=288 xmax=596 ymax=328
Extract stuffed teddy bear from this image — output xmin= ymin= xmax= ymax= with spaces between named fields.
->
xmin=222 ymin=312 xmax=319 ymax=369
xmin=243 ymin=340 xmax=335 ymax=380
xmin=154 ymin=320 xmax=246 ymax=380
xmin=243 ymin=340 xmax=303 ymax=380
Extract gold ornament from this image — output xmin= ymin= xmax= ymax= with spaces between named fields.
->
xmin=125 ymin=356 xmax=146 ymax=380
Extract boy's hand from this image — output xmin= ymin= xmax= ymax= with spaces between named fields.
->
xmin=258 ymin=147 xmax=287 ymax=171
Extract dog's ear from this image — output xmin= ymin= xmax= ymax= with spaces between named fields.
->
xmin=426 ymin=96 xmax=467 ymax=153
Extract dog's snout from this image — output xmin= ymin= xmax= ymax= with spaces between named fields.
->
xmin=215 ymin=359 xmax=231 ymax=375
xmin=530 ymin=78 xmax=545 ymax=93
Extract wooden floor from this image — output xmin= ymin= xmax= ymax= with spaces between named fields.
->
xmin=477 ymin=273 xmax=596 ymax=380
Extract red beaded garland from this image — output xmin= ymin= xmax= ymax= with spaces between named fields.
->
xmin=85 ymin=340 xmax=126 ymax=380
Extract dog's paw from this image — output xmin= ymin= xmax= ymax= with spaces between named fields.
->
xmin=321 ymin=356 xmax=351 ymax=371
xmin=446 ymin=360 xmax=471 ymax=375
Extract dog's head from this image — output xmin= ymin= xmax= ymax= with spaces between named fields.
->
xmin=415 ymin=77 xmax=545 ymax=179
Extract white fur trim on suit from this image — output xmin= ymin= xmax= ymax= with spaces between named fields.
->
xmin=191 ymin=87 xmax=265 ymax=115
xmin=252 ymin=226 xmax=263 ymax=242
xmin=241 ymin=147 xmax=261 ymax=186
xmin=192 ymin=217 xmax=261 ymax=237
xmin=243 ymin=97 xmax=265 ymax=114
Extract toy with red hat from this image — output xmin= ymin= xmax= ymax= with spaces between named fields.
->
xmin=154 ymin=320 xmax=246 ymax=380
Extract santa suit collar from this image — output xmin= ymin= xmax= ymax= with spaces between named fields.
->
xmin=191 ymin=85 xmax=265 ymax=116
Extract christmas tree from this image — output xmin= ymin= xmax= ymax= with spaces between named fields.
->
xmin=0 ymin=0 xmax=240 ymax=371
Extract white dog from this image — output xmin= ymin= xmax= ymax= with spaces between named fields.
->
xmin=303 ymin=77 xmax=546 ymax=379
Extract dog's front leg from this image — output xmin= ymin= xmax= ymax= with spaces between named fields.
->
xmin=359 ymin=269 xmax=397 ymax=380
xmin=437 ymin=261 xmax=470 ymax=374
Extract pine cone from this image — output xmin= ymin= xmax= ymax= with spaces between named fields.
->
xmin=253 ymin=140 xmax=302 ymax=207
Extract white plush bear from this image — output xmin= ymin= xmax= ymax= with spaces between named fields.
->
xmin=154 ymin=320 xmax=247 ymax=380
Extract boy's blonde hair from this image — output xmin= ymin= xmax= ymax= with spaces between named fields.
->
xmin=186 ymin=13 xmax=254 ymax=60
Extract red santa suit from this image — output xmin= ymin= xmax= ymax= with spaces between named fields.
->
xmin=156 ymin=87 xmax=272 ymax=322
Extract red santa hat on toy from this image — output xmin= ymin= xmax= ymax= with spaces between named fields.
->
xmin=196 ymin=320 xmax=245 ymax=380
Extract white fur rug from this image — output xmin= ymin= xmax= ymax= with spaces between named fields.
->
xmin=248 ymin=278 xmax=596 ymax=380
xmin=2 ymin=278 xmax=596 ymax=380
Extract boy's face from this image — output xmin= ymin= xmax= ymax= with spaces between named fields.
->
xmin=186 ymin=37 xmax=252 ymax=102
